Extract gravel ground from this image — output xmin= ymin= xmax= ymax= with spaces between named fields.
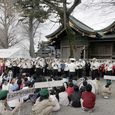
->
xmin=53 ymin=79 xmax=115 ymax=115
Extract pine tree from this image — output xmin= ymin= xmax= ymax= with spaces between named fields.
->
xmin=14 ymin=0 xmax=81 ymax=57
xmin=14 ymin=0 xmax=51 ymax=57
xmin=42 ymin=0 xmax=81 ymax=57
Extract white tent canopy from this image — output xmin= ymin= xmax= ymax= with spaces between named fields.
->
xmin=0 ymin=48 xmax=31 ymax=58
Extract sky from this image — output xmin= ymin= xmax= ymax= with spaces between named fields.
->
xmin=37 ymin=0 xmax=115 ymax=42
xmin=72 ymin=0 xmax=115 ymax=30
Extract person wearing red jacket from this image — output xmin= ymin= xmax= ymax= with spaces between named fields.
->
xmin=81 ymin=84 xmax=96 ymax=112
xmin=66 ymin=82 xmax=74 ymax=97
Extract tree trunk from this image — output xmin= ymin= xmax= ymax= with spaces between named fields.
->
xmin=29 ymin=17 xmax=35 ymax=57
xmin=4 ymin=33 xmax=9 ymax=48
xmin=65 ymin=16 xmax=75 ymax=58
xmin=4 ymin=2 xmax=9 ymax=48
xmin=63 ymin=0 xmax=75 ymax=58
xmin=66 ymin=27 xmax=75 ymax=58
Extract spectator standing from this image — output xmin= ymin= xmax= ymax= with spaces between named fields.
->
xmin=90 ymin=58 xmax=99 ymax=80
xmin=68 ymin=58 xmax=76 ymax=80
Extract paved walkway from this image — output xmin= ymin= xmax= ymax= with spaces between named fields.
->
xmin=53 ymin=79 xmax=115 ymax=115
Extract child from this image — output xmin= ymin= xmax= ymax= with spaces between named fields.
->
xmin=101 ymin=80 xmax=112 ymax=99
xmin=81 ymin=84 xmax=96 ymax=112
xmin=0 ymin=90 xmax=21 ymax=115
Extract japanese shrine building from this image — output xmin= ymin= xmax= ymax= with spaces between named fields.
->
xmin=46 ymin=15 xmax=115 ymax=59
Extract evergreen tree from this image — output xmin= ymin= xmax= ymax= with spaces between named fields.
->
xmin=14 ymin=0 xmax=81 ymax=57
xmin=43 ymin=0 xmax=81 ymax=57
xmin=14 ymin=0 xmax=50 ymax=57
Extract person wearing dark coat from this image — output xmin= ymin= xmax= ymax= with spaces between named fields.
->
xmin=70 ymin=85 xmax=81 ymax=107
xmin=85 ymin=60 xmax=91 ymax=77
xmin=79 ymin=80 xmax=88 ymax=95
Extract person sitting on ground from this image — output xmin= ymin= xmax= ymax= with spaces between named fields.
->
xmin=101 ymin=80 xmax=112 ymax=99
xmin=66 ymin=82 xmax=74 ymax=102
xmin=79 ymin=80 xmax=87 ymax=94
xmin=49 ymin=90 xmax=60 ymax=111
xmin=0 ymin=90 xmax=22 ymax=115
xmin=32 ymin=88 xmax=55 ymax=115
xmin=81 ymin=84 xmax=96 ymax=112
xmin=91 ymin=78 xmax=100 ymax=94
xmin=70 ymin=85 xmax=81 ymax=107
xmin=58 ymin=86 xmax=69 ymax=106
xmin=9 ymin=78 xmax=19 ymax=92
xmin=2 ymin=80 xmax=10 ymax=90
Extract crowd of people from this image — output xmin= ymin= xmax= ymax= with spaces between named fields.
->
xmin=0 ymin=57 xmax=115 ymax=79
xmin=0 ymin=57 xmax=114 ymax=115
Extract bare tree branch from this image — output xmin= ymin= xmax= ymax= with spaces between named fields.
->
xmin=0 ymin=0 xmax=22 ymax=48
xmin=43 ymin=0 xmax=63 ymax=13
xmin=67 ymin=0 xmax=81 ymax=15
